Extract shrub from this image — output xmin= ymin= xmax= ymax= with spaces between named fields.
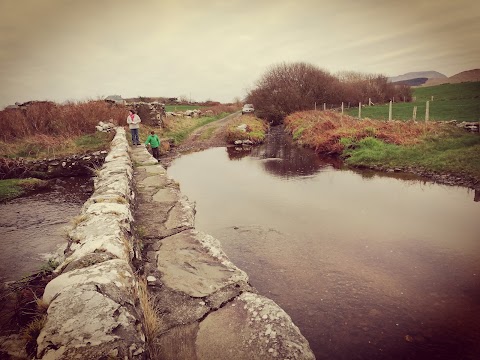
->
xmin=0 ymin=100 xmax=126 ymax=141
xmin=246 ymin=62 xmax=339 ymax=124
xmin=246 ymin=62 xmax=412 ymax=124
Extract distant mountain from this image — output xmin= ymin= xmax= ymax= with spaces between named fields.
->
xmin=424 ymin=69 xmax=480 ymax=86
xmin=388 ymin=71 xmax=447 ymax=83
xmin=392 ymin=77 xmax=429 ymax=86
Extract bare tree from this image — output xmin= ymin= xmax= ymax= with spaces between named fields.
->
xmin=246 ymin=62 xmax=338 ymax=124
xmin=247 ymin=63 xmax=413 ymax=123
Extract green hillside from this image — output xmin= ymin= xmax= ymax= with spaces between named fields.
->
xmin=346 ymin=82 xmax=480 ymax=122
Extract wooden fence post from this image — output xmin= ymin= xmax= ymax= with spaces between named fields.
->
xmin=358 ymin=102 xmax=362 ymax=119
xmin=425 ymin=101 xmax=430 ymax=122
xmin=341 ymin=102 xmax=344 ymax=114
xmin=389 ymin=101 xmax=393 ymax=121
xmin=412 ymin=106 xmax=417 ymax=121
xmin=315 ymin=102 xmax=317 ymax=111
xmin=323 ymin=103 xmax=326 ymax=111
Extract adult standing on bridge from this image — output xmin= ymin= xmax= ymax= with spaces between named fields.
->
xmin=127 ymin=109 xmax=141 ymax=145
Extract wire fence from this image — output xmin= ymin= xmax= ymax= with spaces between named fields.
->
xmin=312 ymin=97 xmax=479 ymax=123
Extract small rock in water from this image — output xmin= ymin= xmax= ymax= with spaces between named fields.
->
xmin=405 ymin=335 xmax=414 ymax=342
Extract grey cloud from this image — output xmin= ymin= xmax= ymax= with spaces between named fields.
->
xmin=0 ymin=0 xmax=479 ymax=108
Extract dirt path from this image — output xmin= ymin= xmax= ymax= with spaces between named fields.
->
xmin=161 ymin=111 xmax=241 ymax=167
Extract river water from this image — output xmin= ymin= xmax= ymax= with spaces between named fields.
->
xmin=0 ymin=177 xmax=92 ymax=333
xmin=168 ymin=127 xmax=480 ymax=360
xmin=0 ymin=177 xmax=92 ymax=283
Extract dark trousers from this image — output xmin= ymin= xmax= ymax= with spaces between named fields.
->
xmin=130 ymin=128 xmax=140 ymax=145
xmin=152 ymin=146 xmax=160 ymax=159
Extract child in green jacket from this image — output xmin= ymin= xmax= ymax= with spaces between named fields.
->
xmin=145 ymin=131 xmax=161 ymax=160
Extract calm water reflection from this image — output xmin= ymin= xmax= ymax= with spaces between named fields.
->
xmin=0 ymin=177 xmax=92 ymax=283
xmin=169 ymin=127 xmax=480 ymax=359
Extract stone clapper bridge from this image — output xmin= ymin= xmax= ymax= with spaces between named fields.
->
xmin=36 ymin=128 xmax=315 ymax=359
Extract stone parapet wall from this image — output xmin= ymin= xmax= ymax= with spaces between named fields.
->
xmin=36 ymin=128 xmax=146 ymax=359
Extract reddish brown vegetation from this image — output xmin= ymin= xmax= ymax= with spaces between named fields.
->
xmin=0 ymin=101 xmax=126 ymax=141
xmin=284 ymin=111 xmax=441 ymax=154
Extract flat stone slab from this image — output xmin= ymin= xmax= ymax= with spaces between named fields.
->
xmin=136 ymin=190 xmax=194 ymax=239
xmin=140 ymin=164 xmax=167 ymax=175
xmin=196 ymin=292 xmax=315 ymax=360
xmin=154 ymin=292 xmax=314 ymax=360
xmin=157 ymin=230 xmax=249 ymax=297
xmin=152 ymin=188 xmax=178 ymax=202
xmin=141 ymin=175 xmax=168 ymax=188
xmin=131 ymin=146 xmax=158 ymax=165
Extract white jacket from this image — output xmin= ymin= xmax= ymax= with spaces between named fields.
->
xmin=127 ymin=114 xmax=141 ymax=129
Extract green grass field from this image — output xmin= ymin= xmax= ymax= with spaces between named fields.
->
xmin=346 ymin=82 xmax=480 ymax=122
xmin=165 ymin=105 xmax=205 ymax=112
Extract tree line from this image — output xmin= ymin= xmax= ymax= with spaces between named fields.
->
xmin=246 ymin=62 xmax=411 ymax=124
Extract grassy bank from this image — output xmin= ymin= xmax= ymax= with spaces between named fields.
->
xmin=0 ymin=178 xmax=50 ymax=202
xmin=343 ymin=133 xmax=480 ymax=180
xmin=285 ymin=110 xmax=480 ymax=182
xmin=165 ymin=105 xmax=204 ymax=112
xmin=225 ymin=115 xmax=269 ymax=144
xmin=345 ymin=82 xmax=480 ymax=121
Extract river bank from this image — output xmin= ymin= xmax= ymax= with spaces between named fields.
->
xmin=283 ymin=110 xmax=480 ymax=191
xmin=353 ymin=163 xmax=480 ymax=194
xmin=159 ymin=115 xmax=479 ymax=194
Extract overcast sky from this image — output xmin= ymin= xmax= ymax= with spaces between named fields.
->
xmin=0 ymin=0 xmax=479 ymax=108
